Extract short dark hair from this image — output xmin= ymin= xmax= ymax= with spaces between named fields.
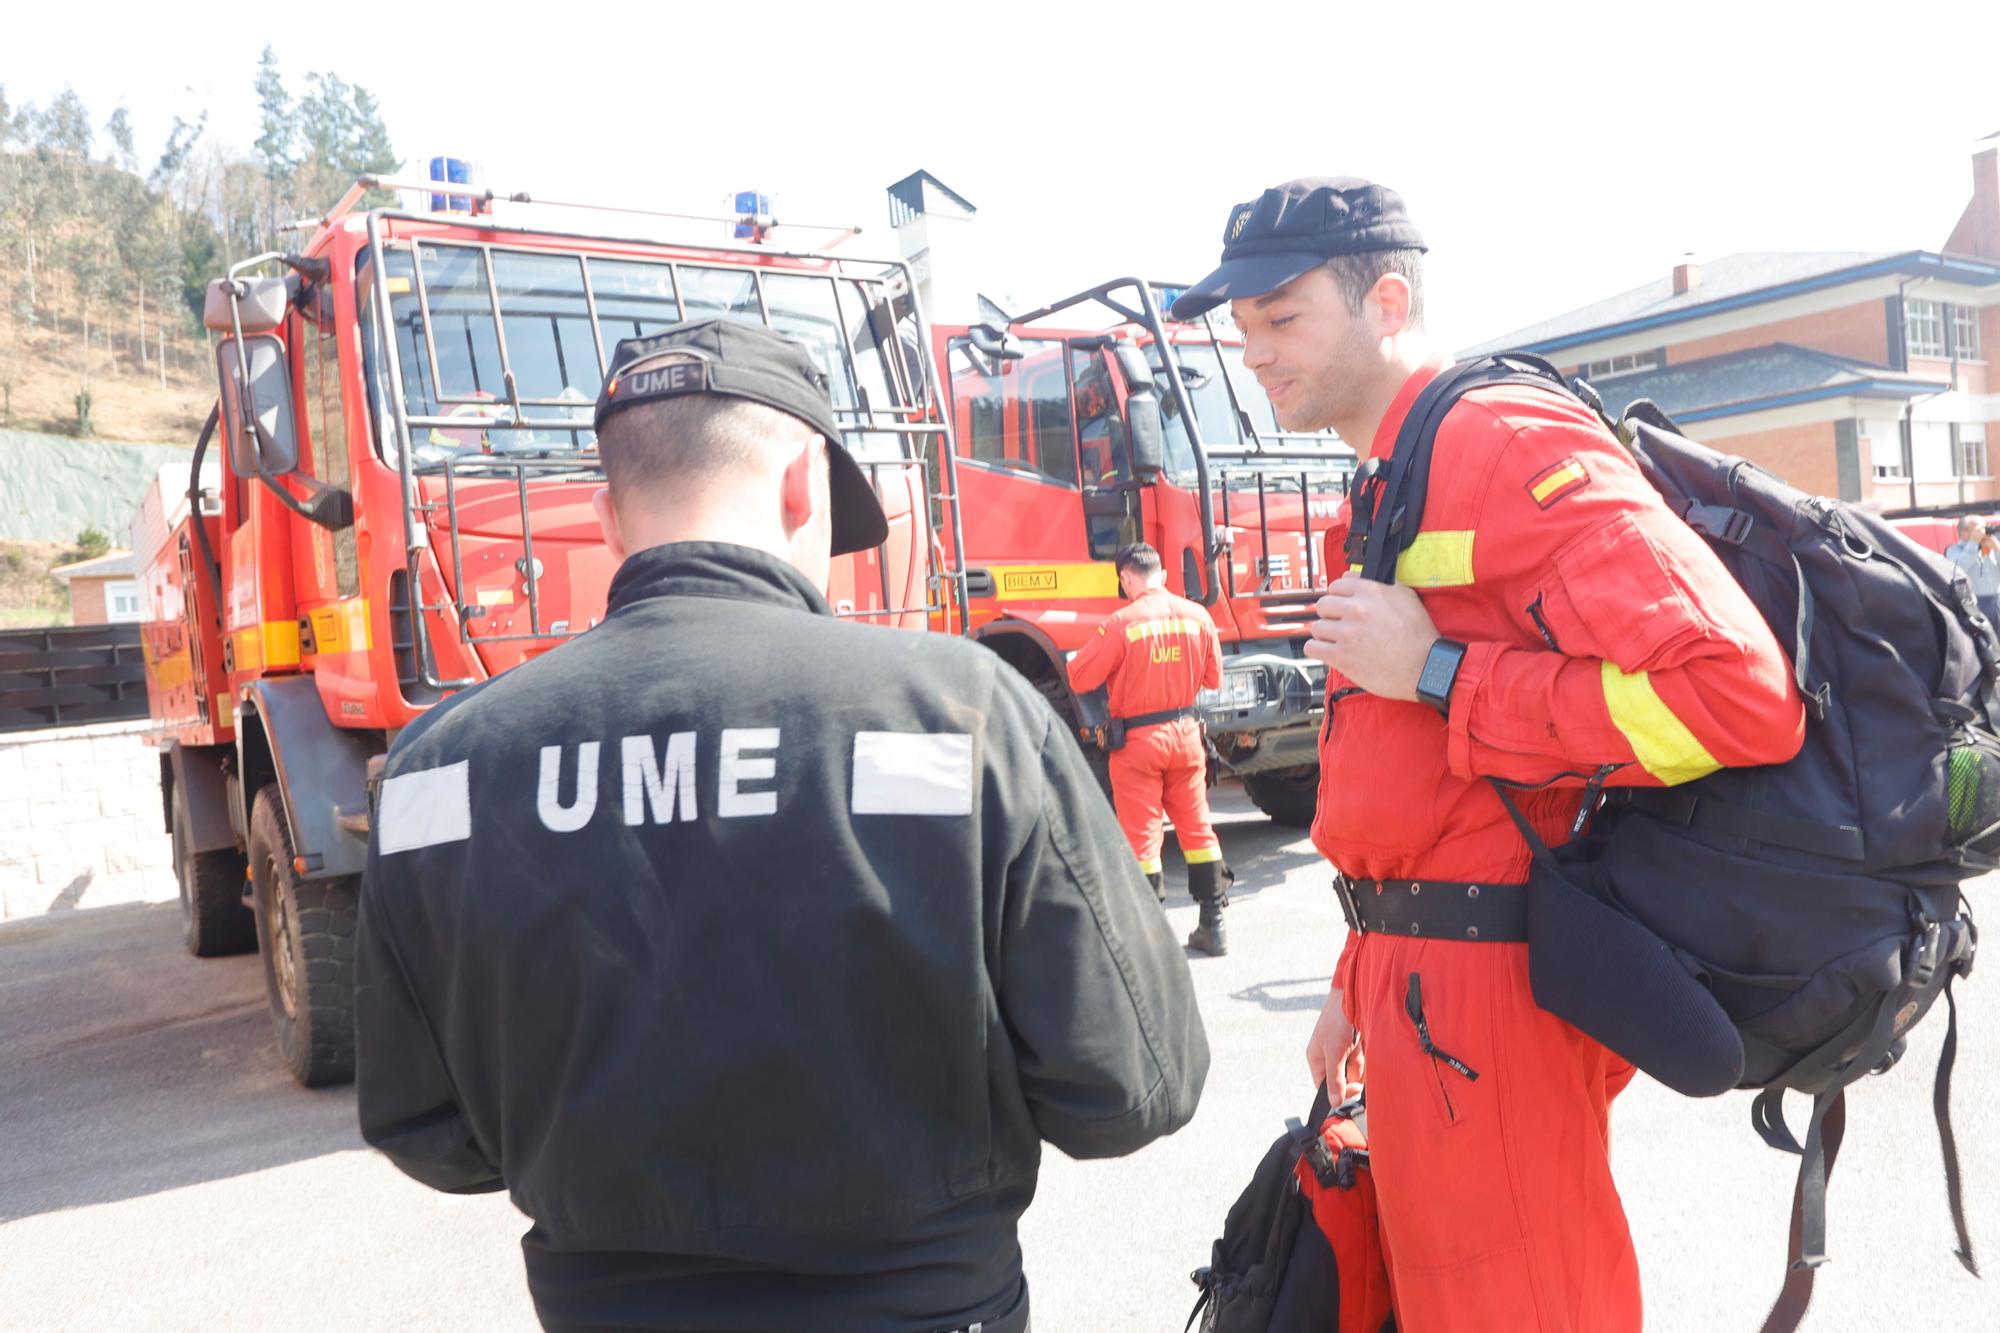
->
xmin=595 ymin=394 xmax=807 ymax=500
xmin=1115 ymin=542 xmax=1163 ymax=577
xmin=1324 ymin=248 xmax=1425 ymax=331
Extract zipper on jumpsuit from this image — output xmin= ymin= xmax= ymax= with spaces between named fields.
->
xmin=1405 ymin=972 xmax=1479 ymax=1122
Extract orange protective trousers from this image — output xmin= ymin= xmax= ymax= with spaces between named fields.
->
xmin=1109 ymin=716 xmax=1220 ymax=877
xmin=1338 ymin=934 xmax=1642 ymax=1333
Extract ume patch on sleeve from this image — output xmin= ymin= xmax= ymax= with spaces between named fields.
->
xmin=851 ymin=732 xmax=974 ymax=816
xmin=1527 ymin=456 xmax=1589 ymax=509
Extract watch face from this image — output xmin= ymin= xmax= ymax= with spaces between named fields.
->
xmin=1420 ymin=640 xmax=1464 ymax=704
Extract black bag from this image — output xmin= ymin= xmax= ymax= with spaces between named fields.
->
xmin=1187 ymin=1087 xmax=1394 ymax=1333
xmin=1348 ymin=353 xmax=1987 ymax=1333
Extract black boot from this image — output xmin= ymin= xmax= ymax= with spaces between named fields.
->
xmin=1146 ymin=871 xmax=1165 ymax=904
xmin=1186 ymin=860 xmax=1228 ymax=956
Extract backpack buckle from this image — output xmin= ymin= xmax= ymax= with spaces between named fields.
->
xmin=1684 ymin=502 xmax=1754 ymax=546
xmin=1909 ymin=918 xmax=1945 ymax=990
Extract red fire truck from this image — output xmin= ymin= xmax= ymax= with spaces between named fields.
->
xmin=136 ymin=179 xmax=1350 ymax=1087
xmin=134 ymin=175 xmax=957 ymax=1085
xmin=928 ymin=279 xmax=1353 ymax=823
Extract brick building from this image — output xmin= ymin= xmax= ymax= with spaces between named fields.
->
xmin=49 ymin=551 xmax=141 ymax=626
xmin=1464 ymin=142 xmax=2000 ymax=510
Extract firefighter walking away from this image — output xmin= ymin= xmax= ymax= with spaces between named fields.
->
xmin=1069 ymin=542 xmax=1233 ymax=955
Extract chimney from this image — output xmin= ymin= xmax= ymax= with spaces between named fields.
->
xmin=886 ymin=170 xmax=979 ymax=322
xmin=1942 ymin=137 xmax=2000 ymax=259
xmin=1672 ymin=255 xmax=1701 ymax=297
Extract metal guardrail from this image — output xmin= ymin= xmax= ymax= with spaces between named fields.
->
xmin=0 ymin=624 xmax=149 ymax=734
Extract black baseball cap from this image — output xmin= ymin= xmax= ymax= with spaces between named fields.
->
xmin=595 ymin=317 xmax=888 ymax=555
xmin=1170 ymin=177 xmax=1427 ymax=322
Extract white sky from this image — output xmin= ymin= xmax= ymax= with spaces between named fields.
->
xmin=8 ymin=0 xmax=1999 ymax=353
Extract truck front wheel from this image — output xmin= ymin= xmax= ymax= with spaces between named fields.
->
xmin=247 ymin=788 xmax=358 ymax=1088
xmin=172 ymin=794 xmax=254 ymax=957
xmin=1241 ymin=765 xmax=1321 ymax=828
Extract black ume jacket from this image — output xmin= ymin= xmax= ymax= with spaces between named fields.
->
xmin=354 ymin=542 xmax=1209 ymax=1332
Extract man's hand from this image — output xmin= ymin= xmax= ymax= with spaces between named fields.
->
xmin=1306 ymin=984 xmax=1365 ymax=1102
xmin=1303 ymin=574 xmax=1440 ymax=702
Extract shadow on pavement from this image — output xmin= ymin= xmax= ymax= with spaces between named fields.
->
xmin=0 ymin=901 xmax=361 ymax=1224
xmin=1227 ymin=975 xmax=1337 ymax=1013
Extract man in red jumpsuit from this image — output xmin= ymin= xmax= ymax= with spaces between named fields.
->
xmin=1068 ymin=542 xmax=1231 ymax=955
xmin=1171 ymin=179 xmax=1806 ymax=1330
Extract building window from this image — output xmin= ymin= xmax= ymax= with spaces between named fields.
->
xmin=1581 ymin=349 xmax=1663 ymax=380
xmin=104 ymin=580 xmax=142 ymax=623
xmin=1960 ymin=424 xmax=1991 ymax=479
xmin=1868 ymin=423 xmax=1907 ymax=480
xmin=1953 ymin=305 xmax=1983 ymax=359
xmin=1907 ymin=299 xmax=1945 ymax=358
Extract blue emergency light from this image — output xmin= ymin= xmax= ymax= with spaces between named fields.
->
xmin=429 ymin=157 xmax=474 ymax=213
xmin=733 ymin=190 xmax=774 ymax=242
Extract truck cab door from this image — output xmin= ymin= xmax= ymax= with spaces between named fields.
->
xmin=1072 ymin=343 xmax=1161 ymax=563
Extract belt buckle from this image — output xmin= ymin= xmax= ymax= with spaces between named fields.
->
xmin=1332 ymin=874 xmax=1365 ymax=934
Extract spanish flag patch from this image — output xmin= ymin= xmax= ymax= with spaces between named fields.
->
xmin=1527 ymin=456 xmax=1589 ymax=509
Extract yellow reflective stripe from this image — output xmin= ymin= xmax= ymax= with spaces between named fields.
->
xmin=1531 ymin=461 xmax=1588 ymax=504
xmin=1137 ymin=857 xmax=1163 ymax=875
xmin=1601 ymin=661 xmax=1721 ymax=784
xmin=308 ymin=598 xmax=373 ymax=655
xmin=232 ymin=620 xmax=301 ymax=671
xmin=1125 ymin=617 xmax=1204 ymax=643
xmin=985 ymin=562 xmax=1119 ymax=600
xmin=1394 ymin=531 xmax=1475 ymax=588
xmin=1182 ymin=846 xmax=1223 ymax=864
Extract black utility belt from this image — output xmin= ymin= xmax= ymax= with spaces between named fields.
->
xmin=1333 ymin=874 xmax=1529 ymax=942
xmin=1100 ymin=706 xmax=1198 ymax=752
xmin=1119 ymin=705 xmax=1199 ymax=729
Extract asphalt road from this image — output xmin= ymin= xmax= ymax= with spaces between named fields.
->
xmin=3 ymin=787 xmax=1995 ymax=1332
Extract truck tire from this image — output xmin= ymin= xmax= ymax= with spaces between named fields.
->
xmin=247 ymin=788 xmax=357 ymax=1088
xmin=173 ymin=794 xmax=255 ymax=957
xmin=1242 ymin=765 xmax=1320 ymax=828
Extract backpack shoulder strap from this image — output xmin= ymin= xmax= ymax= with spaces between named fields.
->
xmin=1353 ymin=353 xmax=1582 ymax=584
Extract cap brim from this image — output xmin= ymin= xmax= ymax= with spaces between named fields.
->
xmin=1169 ymin=252 xmax=1327 ymax=322
xmin=826 ymin=441 xmax=890 ymax=556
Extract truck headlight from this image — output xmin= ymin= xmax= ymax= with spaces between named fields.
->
xmin=1200 ymin=669 xmax=1263 ymax=711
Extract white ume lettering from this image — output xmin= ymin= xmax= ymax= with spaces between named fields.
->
xmin=536 ymin=729 xmax=782 ymax=832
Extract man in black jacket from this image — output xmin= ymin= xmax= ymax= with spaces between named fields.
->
xmin=354 ymin=317 xmax=1209 ymax=1333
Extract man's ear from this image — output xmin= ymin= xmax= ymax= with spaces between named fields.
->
xmin=778 ymin=435 xmax=823 ymax=535
xmin=591 ymin=486 xmax=628 ymax=563
xmin=1368 ymin=272 xmax=1414 ymax=339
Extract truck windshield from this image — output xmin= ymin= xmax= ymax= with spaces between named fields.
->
xmin=364 ymin=242 xmax=918 ymax=469
xmin=1151 ymin=341 xmax=1353 ymax=489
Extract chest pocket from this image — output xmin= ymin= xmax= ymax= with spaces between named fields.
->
xmin=1319 ymin=689 xmax=1451 ymax=862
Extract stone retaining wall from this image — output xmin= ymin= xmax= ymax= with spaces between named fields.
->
xmin=0 ymin=720 xmax=176 ymax=920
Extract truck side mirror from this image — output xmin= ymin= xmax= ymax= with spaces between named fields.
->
xmin=217 ymin=334 xmax=300 ymax=479
xmin=1126 ymin=389 xmax=1166 ymax=482
xmin=967 ymin=323 xmax=1023 ymax=361
xmin=1113 ymin=346 xmax=1165 ymax=482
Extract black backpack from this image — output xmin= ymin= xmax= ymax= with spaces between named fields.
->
xmin=1347 ymin=353 xmax=1987 ymax=1333
xmin=1186 ymin=1086 xmax=1395 ymax=1333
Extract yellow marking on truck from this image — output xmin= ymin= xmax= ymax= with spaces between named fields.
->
xmin=233 ymin=620 xmax=301 ymax=672
xmin=308 ymin=598 xmax=374 ymax=655
xmin=475 ymin=586 xmax=517 ymax=607
xmin=986 ymin=562 xmax=1119 ymax=602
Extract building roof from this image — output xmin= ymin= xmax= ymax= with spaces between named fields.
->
xmin=1462 ymin=249 xmax=2000 ymax=358
xmin=1584 ymin=343 xmax=1945 ymax=424
xmin=886 ymin=170 xmax=977 ymax=228
xmin=49 ymin=550 xmax=137 ymax=584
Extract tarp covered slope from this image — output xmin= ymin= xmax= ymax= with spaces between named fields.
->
xmin=0 ymin=430 xmax=191 ymax=542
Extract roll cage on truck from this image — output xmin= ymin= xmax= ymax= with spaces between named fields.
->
xmin=137 ymin=176 xmax=1352 ymax=1087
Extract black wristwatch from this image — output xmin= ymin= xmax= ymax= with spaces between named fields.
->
xmin=1416 ymin=638 xmax=1468 ymax=714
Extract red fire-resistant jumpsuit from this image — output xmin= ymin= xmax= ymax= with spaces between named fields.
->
xmin=1316 ymin=364 xmax=1806 ymax=1332
xmin=1068 ymin=588 xmax=1223 ymax=877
